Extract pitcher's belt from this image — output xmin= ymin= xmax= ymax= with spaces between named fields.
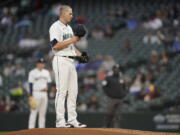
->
xmin=61 ymin=56 xmax=77 ymax=59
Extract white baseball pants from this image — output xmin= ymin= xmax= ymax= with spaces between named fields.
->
xmin=28 ymin=92 xmax=48 ymax=129
xmin=52 ymin=56 xmax=78 ymax=127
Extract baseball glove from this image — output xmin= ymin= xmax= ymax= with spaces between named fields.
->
xmin=76 ymin=51 xmax=89 ymax=63
xmin=28 ymin=96 xmax=37 ymax=109
xmin=73 ymin=24 xmax=87 ymax=37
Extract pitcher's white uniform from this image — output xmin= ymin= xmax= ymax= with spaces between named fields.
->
xmin=28 ymin=68 xmax=51 ymax=129
xmin=49 ymin=20 xmax=78 ymax=127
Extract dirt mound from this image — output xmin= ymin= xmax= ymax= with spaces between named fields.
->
xmin=2 ymin=128 xmax=178 ymax=135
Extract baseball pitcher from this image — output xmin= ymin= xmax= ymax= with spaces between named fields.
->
xmin=49 ymin=5 xmax=89 ymax=128
xmin=28 ymin=58 xmax=51 ymax=129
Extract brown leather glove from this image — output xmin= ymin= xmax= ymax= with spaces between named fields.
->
xmin=28 ymin=96 xmax=37 ymax=110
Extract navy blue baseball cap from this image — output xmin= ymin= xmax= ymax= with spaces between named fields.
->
xmin=37 ymin=58 xmax=45 ymax=63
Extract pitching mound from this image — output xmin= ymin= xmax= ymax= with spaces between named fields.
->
xmin=2 ymin=128 xmax=178 ymax=135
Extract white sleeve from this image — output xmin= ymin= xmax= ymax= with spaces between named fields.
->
xmin=48 ymin=72 xmax=52 ymax=83
xmin=49 ymin=24 xmax=63 ymax=42
xmin=28 ymin=71 xmax=34 ymax=83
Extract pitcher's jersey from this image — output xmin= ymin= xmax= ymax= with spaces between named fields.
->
xmin=28 ymin=68 xmax=51 ymax=92
xmin=49 ymin=20 xmax=76 ymax=56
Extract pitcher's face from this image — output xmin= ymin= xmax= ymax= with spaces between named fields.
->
xmin=63 ymin=8 xmax=73 ymax=23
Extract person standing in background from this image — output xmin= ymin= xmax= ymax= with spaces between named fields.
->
xmin=28 ymin=58 xmax=51 ymax=129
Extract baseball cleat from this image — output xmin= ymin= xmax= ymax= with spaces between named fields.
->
xmin=56 ymin=123 xmax=74 ymax=128
xmin=68 ymin=121 xmax=87 ymax=128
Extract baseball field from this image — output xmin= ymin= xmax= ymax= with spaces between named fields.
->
xmin=1 ymin=0 xmax=180 ymax=134
xmin=1 ymin=128 xmax=179 ymax=135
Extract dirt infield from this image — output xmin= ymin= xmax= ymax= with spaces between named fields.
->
xmin=2 ymin=128 xmax=179 ymax=135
